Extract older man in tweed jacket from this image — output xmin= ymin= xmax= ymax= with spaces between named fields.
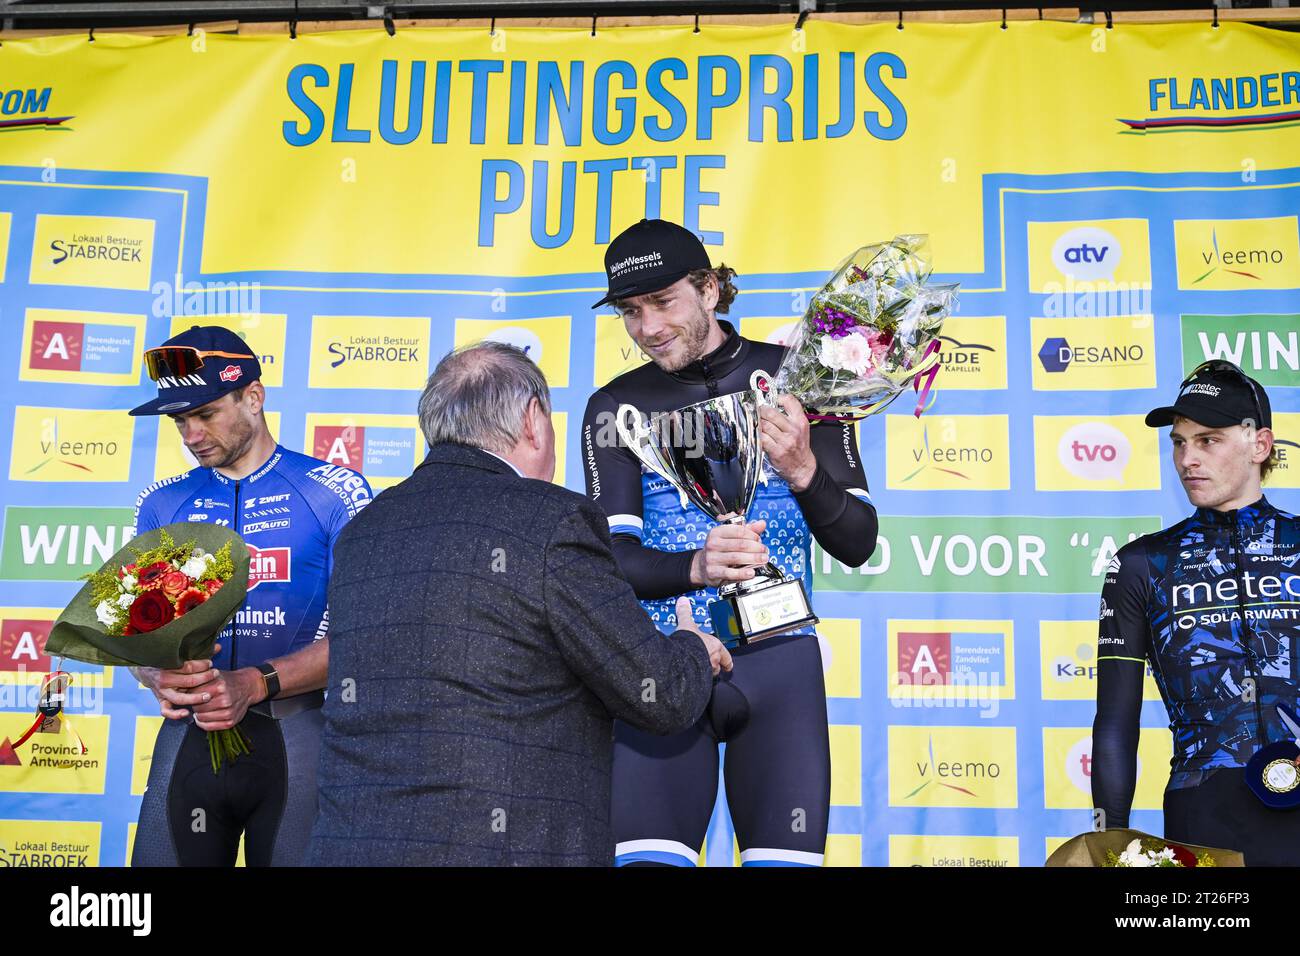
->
xmin=307 ymin=341 xmax=728 ymax=866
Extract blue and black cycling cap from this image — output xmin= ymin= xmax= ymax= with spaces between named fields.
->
xmin=592 ymin=218 xmax=713 ymax=309
xmin=130 ymin=325 xmax=262 ymax=417
xmin=1145 ymin=359 xmax=1272 ymax=430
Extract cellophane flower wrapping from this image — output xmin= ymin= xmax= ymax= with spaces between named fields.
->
xmin=772 ymin=234 xmax=959 ymax=418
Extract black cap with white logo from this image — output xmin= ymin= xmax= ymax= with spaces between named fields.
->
xmin=1145 ymin=360 xmax=1272 ymax=430
xmin=591 ymin=218 xmax=713 ymax=309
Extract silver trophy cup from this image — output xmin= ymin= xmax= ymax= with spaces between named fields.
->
xmin=615 ymin=370 xmax=818 ymax=646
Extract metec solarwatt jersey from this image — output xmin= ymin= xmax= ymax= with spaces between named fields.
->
xmin=132 ymin=445 xmax=373 ymax=672
xmin=1094 ymin=497 xmax=1300 ymax=797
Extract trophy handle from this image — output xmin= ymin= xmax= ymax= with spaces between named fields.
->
xmin=751 ymin=369 xmax=777 ymax=409
xmin=615 ymin=403 xmax=670 ymax=481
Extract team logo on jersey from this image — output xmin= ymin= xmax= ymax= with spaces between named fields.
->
xmin=246 ymin=545 xmax=291 ymax=590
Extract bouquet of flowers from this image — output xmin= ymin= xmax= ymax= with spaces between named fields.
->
xmin=45 ymin=522 xmax=252 ymax=772
xmin=772 ymin=234 xmax=958 ymax=420
xmin=1105 ymin=836 xmax=1218 ymax=868
xmin=1045 ymin=827 xmax=1243 ymax=867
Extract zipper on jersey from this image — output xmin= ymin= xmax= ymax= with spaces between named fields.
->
xmin=1230 ymin=519 xmax=1267 ymax=750
xmin=699 ymin=355 xmax=719 ymax=397
xmin=231 ymin=479 xmax=241 ymax=671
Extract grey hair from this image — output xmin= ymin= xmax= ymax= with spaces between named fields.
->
xmin=418 ymin=340 xmax=551 ymax=455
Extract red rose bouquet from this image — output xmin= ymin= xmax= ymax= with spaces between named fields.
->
xmin=46 ymin=523 xmax=252 ymax=772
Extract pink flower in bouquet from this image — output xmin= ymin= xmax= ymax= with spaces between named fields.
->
xmin=161 ymin=570 xmax=191 ymax=600
xmin=864 ymin=329 xmax=894 ymax=365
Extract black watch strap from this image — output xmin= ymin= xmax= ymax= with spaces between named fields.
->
xmin=257 ymin=662 xmax=281 ymax=701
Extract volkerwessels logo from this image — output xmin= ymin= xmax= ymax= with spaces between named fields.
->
xmin=1057 ymin=422 xmax=1132 ymax=482
xmin=1037 ymin=337 xmax=1146 ymax=374
xmin=482 ymin=326 xmax=544 ymax=362
xmin=609 ymin=250 xmax=663 ymax=280
xmin=327 ymin=335 xmax=420 ymax=368
xmin=1052 ymin=227 xmax=1121 ymax=282
xmin=246 ymin=545 xmax=291 ymax=590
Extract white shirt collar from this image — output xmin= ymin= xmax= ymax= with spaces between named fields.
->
xmin=481 ymin=449 xmax=524 ymax=477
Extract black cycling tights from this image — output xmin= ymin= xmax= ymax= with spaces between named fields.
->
xmin=131 ymin=708 xmax=322 ymax=867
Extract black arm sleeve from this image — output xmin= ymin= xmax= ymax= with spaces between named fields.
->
xmin=793 ymin=421 xmax=879 ymax=568
xmin=1090 ymin=543 xmax=1151 ymax=830
xmin=581 ymin=388 xmax=696 ymax=600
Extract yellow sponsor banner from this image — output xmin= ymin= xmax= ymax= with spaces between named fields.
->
xmin=0 ymin=713 xmax=109 ymax=794
xmin=1174 ymin=216 xmax=1300 ymax=290
xmin=829 ymin=725 xmax=861 ymax=806
xmin=303 ymin=412 xmax=418 ymax=490
xmin=20 ymin=308 xmax=147 ymax=387
xmin=1028 ymin=218 xmax=1152 ymax=291
xmin=1265 ymin=412 xmax=1300 ymax=489
xmin=738 ymin=315 xmax=801 ymax=349
xmin=593 ymin=314 xmax=649 ymax=386
xmin=1030 ymin=315 xmax=1157 ymax=391
xmin=10 ymin=406 xmax=134 ymax=483
xmin=167 ymin=313 xmax=287 ymax=389
xmin=0 ymin=606 xmax=114 ymax=689
xmin=885 ymin=414 xmax=1010 ymax=491
xmin=888 ymin=726 xmax=1018 ymax=809
xmin=825 ymin=834 xmax=862 ymax=867
xmin=1040 ymin=620 xmax=1160 ymax=702
xmin=308 ymin=315 xmax=431 ymax=390
xmin=819 ymin=618 xmax=861 ymax=699
xmin=155 ymin=411 xmax=282 ymax=482
xmin=935 ymin=316 xmax=1007 ymax=391
xmin=552 ymin=412 xmax=568 ymax=487
xmin=889 ymin=834 xmax=1019 ymax=867
xmin=1033 ymin=414 xmax=1160 ymax=491
xmin=454 ymin=316 xmax=572 ymax=388
xmin=0 ymin=819 xmax=100 ymax=866
xmin=0 ymin=212 xmax=10 ymax=282
xmin=131 ymin=715 xmax=164 ymax=797
xmin=1045 ymin=836 xmax=1072 ymax=862
xmin=887 ymin=619 xmax=1015 ymax=700
xmin=1042 ymin=727 xmax=1171 ymax=810
xmin=29 ymin=214 xmax=155 ymax=291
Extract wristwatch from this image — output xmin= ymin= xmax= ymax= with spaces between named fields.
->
xmin=256 ymin=662 xmax=281 ymax=701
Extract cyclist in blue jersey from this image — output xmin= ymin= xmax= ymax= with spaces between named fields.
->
xmin=126 ymin=326 xmax=372 ymax=866
xmin=583 ymin=220 xmax=878 ymax=867
xmin=1092 ymin=360 xmax=1299 ymax=864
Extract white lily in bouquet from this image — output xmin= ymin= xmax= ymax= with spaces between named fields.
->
xmin=772 ymin=234 xmax=958 ymax=421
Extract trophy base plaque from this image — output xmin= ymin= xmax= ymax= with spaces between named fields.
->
xmin=708 ymin=576 xmax=818 ymax=648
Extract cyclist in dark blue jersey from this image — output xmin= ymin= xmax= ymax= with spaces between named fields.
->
xmin=583 ymin=220 xmax=878 ymax=866
xmin=126 ymin=326 xmax=372 ymax=866
xmin=1092 ymin=360 xmax=1299 ymax=865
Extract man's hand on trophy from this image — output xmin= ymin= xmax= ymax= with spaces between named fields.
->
xmin=758 ymin=394 xmax=817 ymax=492
xmin=690 ymin=520 xmax=769 ymax=588
xmin=673 ymin=596 xmax=733 ymax=676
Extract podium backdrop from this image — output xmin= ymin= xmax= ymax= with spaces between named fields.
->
xmin=0 ymin=19 xmax=1298 ymax=866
